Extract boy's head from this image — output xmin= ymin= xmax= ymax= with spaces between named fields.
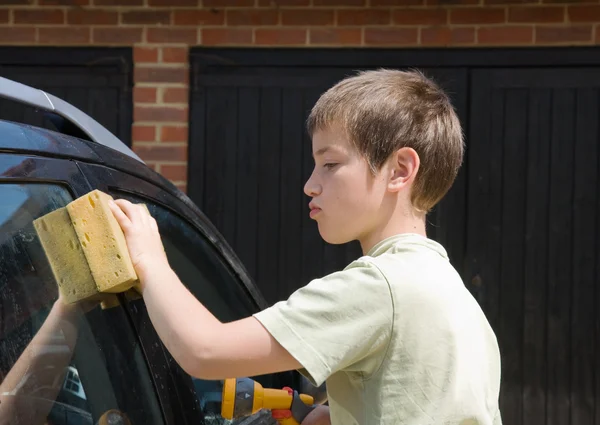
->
xmin=304 ymin=69 xmax=463 ymax=246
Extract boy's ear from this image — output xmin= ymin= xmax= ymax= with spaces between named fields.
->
xmin=387 ymin=147 xmax=420 ymax=193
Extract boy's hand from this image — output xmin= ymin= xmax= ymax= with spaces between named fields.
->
xmin=301 ymin=405 xmax=331 ymax=425
xmin=108 ymin=199 xmax=169 ymax=287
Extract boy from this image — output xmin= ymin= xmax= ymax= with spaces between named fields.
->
xmin=108 ymin=69 xmax=502 ymax=425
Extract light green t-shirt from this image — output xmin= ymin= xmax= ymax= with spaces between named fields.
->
xmin=253 ymin=234 xmax=502 ymax=425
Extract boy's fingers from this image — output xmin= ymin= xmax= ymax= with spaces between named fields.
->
xmin=113 ymin=199 xmax=144 ymax=224
xmin=109 ymin=200 xmax=132 ymax=229
xmin=150 ymin=217 xmax=159 ymax=232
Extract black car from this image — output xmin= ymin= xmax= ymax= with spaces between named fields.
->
xmin=0 ymin=76 xmax=313 ymax=425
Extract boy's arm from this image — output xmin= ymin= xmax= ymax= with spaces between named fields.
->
xmin=0 ymin=298 xmax=82 ymax=423
xmin=109 ymin=199 xmax=302 ymax=380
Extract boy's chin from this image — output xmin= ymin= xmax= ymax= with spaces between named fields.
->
xmin=318 ymin=226 xmax=354 ymax=245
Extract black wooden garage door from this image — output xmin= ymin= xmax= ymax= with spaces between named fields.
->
xmin=468 ymin=67 xmax=600 ymax=425
xmin=189 ymin=47 xmax=600 ymax=425
xmin=0 ymin=47 xmax=133 ymax=146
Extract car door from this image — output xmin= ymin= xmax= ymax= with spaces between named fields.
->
xmin=0 ymin=154 xmax=166 ymax=425
xmin=78 ymin=161 xmax=293 ymax=425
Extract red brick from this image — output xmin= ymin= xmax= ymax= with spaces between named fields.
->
xmin=509 ymin=6 xmax=564 ymax=23
xmin=148 ymin=0 xmax=197 ymax=5
xmin=421 ymin=27 xmax=475 ymax=45
xmin=364 ymin=28 xmax=418 ymax=45
xmin=450 ymin=8 xmax=505 ymax=24
xmin=134 ymin=87 xmax=158 ymax=103
xmin=40 ymin=0 xmax=89 ymax=5
xmin=147 ymin=28 xmax=197 ymax=44
xmin=282 ymin=9 xmax=334 ymax=26
xmin=93 ymin=28 xmax=143 ymax=44
xmin=310 ymin=28 xmax=362 ymax=44
xmin=122 ymin=11 xmax=171 ymax=25
xmin=132 ymin=125 xmax=156 ymax=142
xmin=568 ymin=6 xmax=600 ymax=23
xmin=485 ymin=0 xmax=533 ymax=4
xmin=163 ymin=88 xmax=188 ymax=104
xmin=95 ymin=0 xmax=143 ymax=5
xmin=204 ymin=0 xmax=254 ymax=5
xmin=227 ymin=9 xmax=279 ymax=26
xmin=67 ymin=10 xmax=118 ymax=25
xmin=135 ymin=106 xmax=188 ymax=123
xmin=536 ymin=25 xmax=592 ymax=43
xmin=135 ymin=67 xmax=188 ymax=84
xmin=337 ymin=9 xmax=390 ymax=26
xmin=135 ymin=145 xmax=187 ymax=162
xmin=545 ymin=0 xmax=595 ymax=4
xmin=202 ymin=28 xmax=253 ymax=45
xmin=0 ymin=11 xmax=8 ymax=24
xmin=162 ymin=47 xmax=188 ymax=63
xmin=160 ymin=126 xmax=188 ymax=142
xmin=314 ymin=0 xmax=365 ymax=5
xmin=478 ymin=26 xmax=533 ymax=44
xmin=39 ymin=27 xmax=90 ymax=44
xmin=426 ymin=0 xmax=478 ymax=4
xmin=595 ymin=26 xmax=600 ymax=43
xmin=173 ymin=9 xmax=224 ymax=26
xmin=0 ymin=27 xmax=36 ymax=43
xmin=371 ymin=0 xmax=422 ymax=5
xmin=0 ymin=0 xmax=31 ymax=3
xmin=258 ymin=0 xmax=309 ymax=4
xmin=160 ymin=164 xmax=188 ymax=181
xmin=14 ymin=9 xmax=64 ymax=25
xmin=134 ymin=46 xmax=159 ymax=63
xmin=393 ymin=8 xmax=447 ymax=25
xmin=146 ymin=162 xmax=160 ymax=173
xmin=255 ymin=29 xmax=307 ymax=45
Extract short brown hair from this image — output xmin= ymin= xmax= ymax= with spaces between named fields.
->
xmin=306 ymin=69 xmax=464 ymax=213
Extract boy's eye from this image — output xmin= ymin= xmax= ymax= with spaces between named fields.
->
xmin=324 ymin=163 xmax=338 ymax=170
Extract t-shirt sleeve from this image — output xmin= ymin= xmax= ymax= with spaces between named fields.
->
xmin=253 ymin=258 xmax=393 ymax=386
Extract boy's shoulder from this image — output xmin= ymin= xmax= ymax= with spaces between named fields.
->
xmin=355 ymin=234 xmax=463 ymax=290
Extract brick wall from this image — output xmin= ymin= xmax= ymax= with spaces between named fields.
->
xmin=1 ymin=0 xmax=598 ymax=192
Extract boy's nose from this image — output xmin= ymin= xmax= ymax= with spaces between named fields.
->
xmin=304 ymin=174 xmax=321 ymax=197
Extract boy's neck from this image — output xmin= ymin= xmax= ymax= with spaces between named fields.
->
xmin=359 ymin=214 xmax=427 ymax=255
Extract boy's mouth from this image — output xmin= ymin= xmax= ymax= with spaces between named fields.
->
xmin=309 ymin=202 xmax=321 ymax=218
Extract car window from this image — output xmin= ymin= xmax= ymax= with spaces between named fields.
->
xmin=0 ymin=183 xmax=165 ymax=425
xmin=110 ymin=191 xmax=276 ymax=425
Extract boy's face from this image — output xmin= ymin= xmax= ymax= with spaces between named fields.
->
xmin=304 ymin=126 xmax=389 ymax=246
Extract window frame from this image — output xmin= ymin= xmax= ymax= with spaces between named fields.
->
xmin=0 ymin=153 xmax=168 ymax=425
xmin=78 ymin=161 xmax=278 ymax=425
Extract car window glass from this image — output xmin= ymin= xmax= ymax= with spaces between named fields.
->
xmin=0 ymin=183 xmax=165 ymax=425
xmin=110 ymin=191 xmax=276 ymax=425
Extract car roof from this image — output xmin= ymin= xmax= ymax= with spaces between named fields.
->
xmin=0 ymin=118 xmax=176 ymax=194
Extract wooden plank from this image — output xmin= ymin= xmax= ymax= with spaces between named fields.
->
xmin=467 ymin=69 xmax=505 ymax=414
xmin=256 ymin=87 xmax=282 ymax=304
xmin=235 ymin=87 xmax=260 ymax=281
xmin=522 ymin=88 xmax=551 ymax=425
xmin=278 ymin=87 xmax=304 ymax=300
xmin=596 ymin=96 xmax=600 ymax=425
xmin=188 ymin=86 xmax=206 ymax=209
xmin=547 ymin=87 xmax=575 ymax=425
xmin=203 ymin=87 xmax=238 ymax=246
xmin=570 ymin=87 xmax=597 ymax=425
xmin=499 ymin=87 xmax=528 ymax=425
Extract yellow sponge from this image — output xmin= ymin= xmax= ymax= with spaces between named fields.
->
xmin=34 ymin=189 xmax=143 ymax=304
xmin=67 ymin=190 xmax=138 ymax=293
xmin=33 ymin=207 xmax=101 ymax=304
